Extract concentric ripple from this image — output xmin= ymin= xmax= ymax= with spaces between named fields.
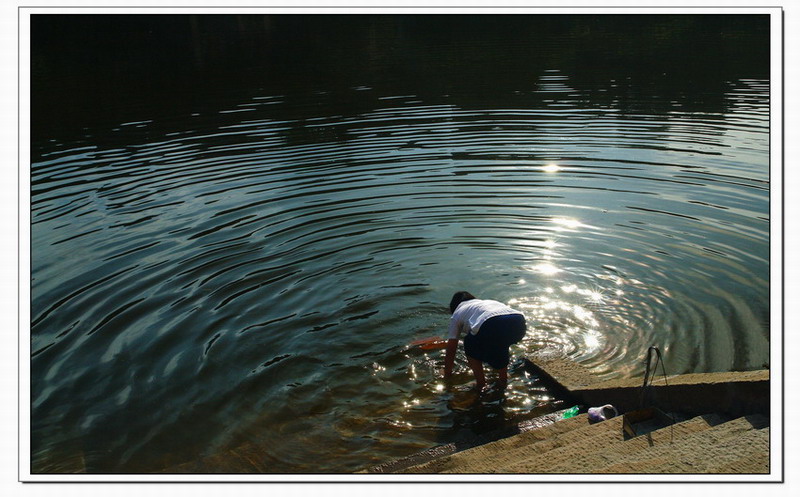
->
xmin=31 ymin=74 xmax=769 ymax=473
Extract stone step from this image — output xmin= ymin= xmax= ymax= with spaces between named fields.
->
xmin=407 ymin=413 xmax=633 ymax=474
xmin=365 ymin=407 xmax=569 ymax=474
xmin=704 ymin=429 xmax=770 ymax=474
xmin=494 ymin=413 xmax=727 ymax=474
xmin=490 ymin=416 xmax=630 ymax=474
xmin=594 ymin=415 xmax=769 ymax=474
xmin=403 ymin=412 xmax=769 ymax=474
xmin=544 ymin=413 xmax=726 ymax=474
xmin=595 ymin=426 xmax=769 ymax=474
xmin=646 ymin=427 xmax=770 ymax=474
xmin=403 ymin=413 xmax=593 ymax=473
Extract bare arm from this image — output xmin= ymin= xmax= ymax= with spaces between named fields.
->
xmin=443 ymin=338 xmax=459 ymax=378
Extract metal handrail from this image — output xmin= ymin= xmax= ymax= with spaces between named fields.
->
xmin=640 ymin=345 xmax=676 ymax=443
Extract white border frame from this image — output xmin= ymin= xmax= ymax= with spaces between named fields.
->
xmin=16 ymin=4 xmax=784 ymax=484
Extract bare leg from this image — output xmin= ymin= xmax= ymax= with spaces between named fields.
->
xmin=497 ymin=367 xmax=508 ymax=389
xmin=467 ymin=356 xmax=486 ymax=390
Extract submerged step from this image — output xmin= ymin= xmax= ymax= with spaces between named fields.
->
xmin=160 ymin=441 xmax=275 ymax=474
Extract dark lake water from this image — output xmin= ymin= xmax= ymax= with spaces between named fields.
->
xmin=30 ymin=14 xmax=771 ymax=473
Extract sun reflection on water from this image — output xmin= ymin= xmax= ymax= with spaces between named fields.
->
xmin=395 ymin=244 xmax=663 ymax=440
xmin=551 ymin=217 xmax=583 ymax=231
xmin=532 ymin=263 xmax=562 ymax=275
xmin=508 ymin=281 xmax=606 ymax=359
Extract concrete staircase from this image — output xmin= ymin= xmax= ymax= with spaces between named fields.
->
xmin=157 ymin=358 xmax=770 ymax=475
xmin=397 ymin=412 xmax=769 ymax=474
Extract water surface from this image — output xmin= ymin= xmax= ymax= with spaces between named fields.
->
xmin=30 ymin=14 xmax=770 ymax=473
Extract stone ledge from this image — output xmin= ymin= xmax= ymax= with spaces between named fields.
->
xmin=526 ymin=355 xmax=770 ymax=417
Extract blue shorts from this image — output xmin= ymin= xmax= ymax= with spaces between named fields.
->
xmin=463 ymin=313 xmax=527 ymax=369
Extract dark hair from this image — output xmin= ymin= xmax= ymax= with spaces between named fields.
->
xmin=449 ymin=291 xmax=476 ymax=314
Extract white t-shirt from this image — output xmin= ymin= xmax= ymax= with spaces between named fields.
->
xmin=447 ymin=299 xmax=523 ymax=340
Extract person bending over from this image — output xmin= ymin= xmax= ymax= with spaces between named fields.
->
xmin=443 ymin=291 xmax=527 ymax=390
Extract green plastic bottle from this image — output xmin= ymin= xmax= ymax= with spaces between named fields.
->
xmin=562 ymin=406 xmax=580 ymax=419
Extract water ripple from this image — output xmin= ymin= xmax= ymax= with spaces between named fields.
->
xmin=30 ymin=76 xmax=769 ymax=473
